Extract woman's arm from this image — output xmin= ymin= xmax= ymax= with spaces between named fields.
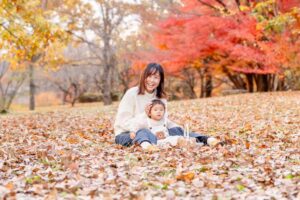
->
xmin=114 ymin=87 xmax=152 ymax=134
xmin=114 ymin=89 xmax=136 ymax=133
xmin=129 ymin=114 xmax=148 ymax=133
xmin=129 ymin=114 xmax=149 ymax=139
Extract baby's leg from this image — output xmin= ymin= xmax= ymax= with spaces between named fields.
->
xmin=167 ymin=136 xmax=181 ymax=146
xmin=168 ymin=127 xmax=222 ymax=147
xmin=169 ymin=127 xmax=211 ymax=145
xmin=157 ymin=136 xmax=181 ymax=147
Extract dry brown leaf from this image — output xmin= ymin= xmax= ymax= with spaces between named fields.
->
xmin=5 ymin=182 xmax=14 ymax=191
xmin=176 ymin=171 xmax=195 ymax=182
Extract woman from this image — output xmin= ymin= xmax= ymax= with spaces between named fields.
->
xmin=114 ymin=63 xmax=218 ymax=149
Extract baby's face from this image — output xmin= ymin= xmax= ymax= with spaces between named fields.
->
xmin=150 ymin=104 xmax=165 ymax=121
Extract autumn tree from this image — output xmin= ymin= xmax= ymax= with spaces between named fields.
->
xmin=52 ymin=0 xmax=142 ymax=105
xmin=140 ymin=0 xmax=300 ymax=95
xmin=48 ymin=65 xmax=94 ymax=106
xmin=44 ymin=44 xmax=100 ymax=106
xmin=0 ymin=0 xmax=68 ymax=110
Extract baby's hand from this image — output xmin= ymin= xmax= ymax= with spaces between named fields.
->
xmin=130 ymin=132 xmax=136 ymax=139
xmin=145 ymin=103 xmax=152 ymax=116
xmin=155 ymin=131 xmax=166 ymax=140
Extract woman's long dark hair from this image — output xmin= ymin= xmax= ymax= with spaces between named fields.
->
xmin=138 ymin=63 xmax=166 ymax=98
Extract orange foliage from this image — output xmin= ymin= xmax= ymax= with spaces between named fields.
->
xmin=135 ymin=0 xmax=300 ymax=76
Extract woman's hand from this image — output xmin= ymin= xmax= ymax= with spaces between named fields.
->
xmin=145 ymin=103 xmax=152 ymax=116
xmin=130 ymin=132 xmax=136 ymax=139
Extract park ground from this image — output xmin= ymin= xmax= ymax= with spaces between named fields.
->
xmin=0 ymin=92 xmax=299 ymax=199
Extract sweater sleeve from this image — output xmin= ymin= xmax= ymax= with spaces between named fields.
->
xmin=129 ymin=114 xmax=148 ymax=133
xmin=114 ymin=89 xmax=136 ymax=134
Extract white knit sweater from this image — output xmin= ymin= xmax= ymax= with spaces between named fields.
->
xmin=114 ymin=86 xmax=177 ymax=136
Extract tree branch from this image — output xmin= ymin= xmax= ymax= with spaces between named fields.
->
xmin=197 ymin=0 xmax=220 ymax=12
xmin=214 ymin=0 xmax=227 ymax=9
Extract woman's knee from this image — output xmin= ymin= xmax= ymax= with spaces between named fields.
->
xmin=168 ymin=126 xmax=184 ymax=136
xmin=115 ymin=132 xmax=132 ymax=147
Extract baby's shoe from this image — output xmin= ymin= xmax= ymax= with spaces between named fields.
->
xmin=207 ymin=137 xmax=221 ymax=147
xmin=177 ymin=137 xmax=188 ymax=147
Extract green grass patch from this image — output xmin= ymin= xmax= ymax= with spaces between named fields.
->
xmin=25 ymin=175 xmax=43 ymax=184
xmin=236 ymin=184 xmax=245 ymax=191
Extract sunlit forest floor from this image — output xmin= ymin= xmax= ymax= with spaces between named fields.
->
xmin=1 ymin=92 xmax=299 ymax=199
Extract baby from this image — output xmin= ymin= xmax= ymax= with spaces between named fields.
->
xmin=130 ymin=99 xmax=188 ymax=147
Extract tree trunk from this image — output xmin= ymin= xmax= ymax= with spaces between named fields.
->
xmin=101 ymin=36 xmax=114 ymax=105
xmin=262 ymin=75 xmax=268 ymax=91
xmin=268 ymin=74 xmax=275 ymax=91
xmin=182 ymin=68 xmax=197 ymax=99
xmin=71 ymin=83 xmax=78 ymax=107
xmin=101 ymin=66 xmax=112 ymax=105
xmin=246 ymin=74 xmax=254 ymax=92
xmin=277 ymin=76 xmax=286 ymax=91
xmin=197 ymin=68 xmax=205 ymax=98
xmin=28 ymin=54 xmax=42 ymax=111
xmin=205 ymin=72 xmax=213 ymax=97
xmin=188 ymin=85 xmax=197 ymax=99
xmin=255 ymin=74 xmax=269 ymax=92
xmin=101 ymin=58 xmax=113 ymax=105
xmin=200 ymin=75 xmax=205 ymax=98
xmin=222 ymin=67 xmax=247 ymax=90
xmin=29 ymin=64 xmax=35 ymax=110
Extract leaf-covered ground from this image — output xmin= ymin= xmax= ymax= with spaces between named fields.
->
xmin=0 ymin=92 xmax=299 ymax=199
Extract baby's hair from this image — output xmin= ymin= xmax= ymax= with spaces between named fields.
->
xmin=151 ymin=99 xmax=165 ymax=109
xmin=148 ymin=99 xmax=166 ymax=118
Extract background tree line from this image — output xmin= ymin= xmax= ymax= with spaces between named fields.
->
xmin=0 ymin=0 xmax=299 ymax=113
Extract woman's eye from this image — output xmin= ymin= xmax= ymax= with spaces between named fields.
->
xmin=150 ymin=75 xmax=159 ymax=79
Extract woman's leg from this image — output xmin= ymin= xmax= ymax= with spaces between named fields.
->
xmin=115 ymin=132 xmax=133 ymax=147
xmin=115 ymin=129 xmax=158 ymax=147
xmin=168 ymin=127 xmax=210 ymax=145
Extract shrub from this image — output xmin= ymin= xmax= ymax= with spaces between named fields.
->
xmin=78 ymin=93 xmax=102 ymax=103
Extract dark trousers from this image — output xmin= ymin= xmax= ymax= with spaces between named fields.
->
xmin=115 ymin=127 xmax=209 ymax=147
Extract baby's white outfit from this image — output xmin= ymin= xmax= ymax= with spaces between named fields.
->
xmin=130 ymin=113 xmax=183 ymax=146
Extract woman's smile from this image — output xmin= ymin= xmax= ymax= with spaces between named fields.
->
xmin=145 ymin=72 xmax=160 ymax=93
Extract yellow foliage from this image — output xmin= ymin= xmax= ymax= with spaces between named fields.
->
xmin=0 ymin=0 xmax=69 ymax=70
xmin=240 ymin=6 xmax=250 ymax=12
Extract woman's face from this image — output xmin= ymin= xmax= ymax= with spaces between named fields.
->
xmin=145 ymin=71 xmax=161 ymax=93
